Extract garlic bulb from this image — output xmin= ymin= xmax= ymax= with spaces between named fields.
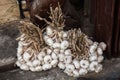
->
xmin=64 ymin=56 xmax=72 ymax=64
xmin=44 ymin=55 xmax=52 ymax=63
xmin=17 ymin=47 xmax=23 ymax=54
xmin=16 ymin=61 xmax=21 ymax=67
xmin=62 ymin=32 xmax=68 ymax=39
xmin=47 ymin=48 xmax=52 ymax=54
xmin=32 ymin=59 xmax=40 ymax=67
xmin=89 ymin=45 xmax=97 ymax=53
xmin=99 ymin=42 xmax=107 ymax=51
xmin=38 ymin=51 xmax=45 ymax=61
xmin=58 ymin=62 xmax=65 ymax=69
xmin=53 ymin=48 xmax=60 ymax=54
xmin=65 ymin=64 xmax=75 ymax=72
xmin=23 ymin=52 xmax=31 ymax=61
xmin=46 ymin=38 xmax=54 ymax=46
xmin=61 ymin=40 xmax=69 ymax=50
xmin=80 ymin=60 xmax=89 ymax=69
xmin=97 ymin=56 xmax=104 ymax=63
xmin=58 ymin=53 xmax=65 ymax=61
xmin=95 ymin=64 xmax=103 ymax=73
xmin=46 ymin=26 xmax=53 ymax=36
xmin=51 ymin=52 xmax=58 ymax=60
xmin=73 ymin=69 xmax=79 ymax=77
xmin=64 ymin=49 xmax=72 ymax=56
xmin=89 ymin=55 xmax=97 ymax=62
xmin=97 ymin=47 xmax=103 ymax=55
xmin=52 ymin=42 xmax=61 ymax=48
xmin=42 ymin=63 xmax=52 ymax=70
xmin=35 ymin=66 xmax=43 ymax=71
xmin=51 ymin=60 xmax=58 ymax=67
xmin=26 ymin=61 xmax=33 ymax=67
xmin=79 ymin=68 xmax=88 ymax=75
xmin=89 ymin=61 xmax=98 ymax=71
xmin=20 ymin=64 xmax=29 ymax=71
xmin=73 ymin=59 xmax=80 ymax=69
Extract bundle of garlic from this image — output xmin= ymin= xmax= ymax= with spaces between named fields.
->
xmin=16 ymin=3 xmax=107 ymax=77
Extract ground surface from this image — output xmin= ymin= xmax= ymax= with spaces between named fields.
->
xmin=0 ymin=21 xmax=120 ymax=80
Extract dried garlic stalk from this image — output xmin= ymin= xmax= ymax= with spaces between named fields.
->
xmin=67 ymin=28 xmax=91 ymax=59
xmin=16 ymin=20 xmax=45 ymax=53
xmin=35 ymin=3 xmax=65 ymax=31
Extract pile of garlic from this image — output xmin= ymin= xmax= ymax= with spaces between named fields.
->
xmin=16 ymin=4 xmax=107 ymax=77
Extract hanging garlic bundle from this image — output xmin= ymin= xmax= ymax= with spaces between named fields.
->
xmin=16 ymin=3 xmax=107 ymax=77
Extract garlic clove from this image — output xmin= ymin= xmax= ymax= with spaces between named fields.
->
xmin=58 ymin=62 xmax=65 ymax=69
xmin=64 ymin=49 xmax=72 ymax=56
xmin=51 ymin=59 xmax=58 ymax=67
xmin=51 ymin=52 xmax=58 ymax=60
xmin=80 ymin=60 xmax=89 ymax=69
xmin=97 ymin=47 xmax=103 ymax=55
xmin=97 ymin=56 xmax=104 ymax=63
xmin=42 ymin=63 xmax=52 ymax=70
xmin=73 ymin=59 xmax=80 ymax=69
xmin=20 ymin=64 xmax=29 ymax=71
xmin=79 ymin=68 xmax=88 ymax=75
xmin=61 ymin=40 xmax=69 ymax=50
xmin=44 ymin=55 xmax=52 ymax=63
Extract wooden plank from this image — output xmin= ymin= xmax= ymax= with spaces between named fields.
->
xmin=92 ymin=0 xmax=115 ymax=58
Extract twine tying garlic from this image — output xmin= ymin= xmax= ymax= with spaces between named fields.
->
xmin=16 ymin=3 xmax=107 ymax=77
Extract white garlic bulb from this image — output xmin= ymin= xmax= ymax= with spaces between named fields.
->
xmin=79 ymin=68 xmax=88 ymax=75
xmin=51 ymin=52 xmax=58 ymax=60
xmin=80 ymin=60 xmax=89 ymax=69
xmin=44 ymin=55 xmax=52 ymax=63
xmin=64 ymin=49 xmax=72 ymax=56
xmin=38 ymin=51 xmax=45 ymax=61
xmin=99 ymin=42 xmax=107 ymax=51
xmin=53 ymin=48 xmax=60 ymax=54
xmin=23 ymin=52 xmax=31 ymax=61
xmin=32 ymin=59 xmax=40 ymax=67
xmin=64 ymin=56 xmax=72 ymax=64
xmin=60 ymin=49 xmax=64 ymax=53
xmin=58 ymin=62 xmax=65 ymax=69
xmin=46 ymin=38 xmax=54 ymax=46
xmin=43 ymin=35 xmax=49 ymax=40
xmin=34 ymin=66 xmax=43 ymax=71
xmin=95 ymin=64 xmax=103 ymax=73
xmin=30 ymin=67 xmax=36 ymax=72
xmin=97 ymin=56 xmax=104 ymax=63
xmin=20 ymin=64 xmax=29 ymax=71
xmin=61 ymin=40 xmax=69 ymax=50
xmin=16 ymin=61 xmax=21 ymax=67
xmin=89 ymin=61 xmax=98 ymax=71
xmin=73 ymin=59 xmax=80 ymax=69
xmin=46 ymin=26 xmax=53 ymax=36
xmin=52 ymin=42 xmax=61 ymax=48
xmin=51 ymin=59 xmax=58 ymax=67
xmin=97 ymin=47 xmax=103 ymax=55
xmin=42 ymin=63 xmax=52 ymax=70
xmin=62 ymin=32 xmax=68 ymax=39
xmin=89 ymin=45 xmax=97 ymax=53
xmin=89 ymin=55 xmax=97 ymax=62
xmin=47 ymin=48 xmax=52 ymax=54
xmin=26 ymin=61 xmax=33 ymax=67
xmin=65 ymin=64 xmax=75 ymax=72
xmin=17 ymin=47 xmax=23 ymax=54
xmin=73 ymin=69 xmax=79 ymax=77
xmin=58 ymin=53 xmax=65 ymax=61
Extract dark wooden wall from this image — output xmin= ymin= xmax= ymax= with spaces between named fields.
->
xmin=91 ymin=0 xmax=120 ymax=58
